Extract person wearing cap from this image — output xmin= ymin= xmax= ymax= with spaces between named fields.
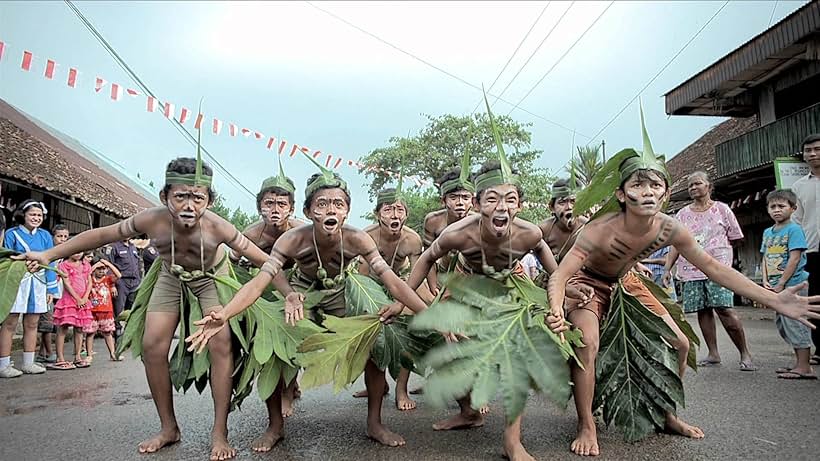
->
xmin=1 ymin=199 xmax=59 ymax=378
xmin=549 ymin=108 xmax=820 ymax=457
xmin=186 ymin=152 xmax=431 ymax=448
xmin=19 ymin=148 xmax=272 ymax=460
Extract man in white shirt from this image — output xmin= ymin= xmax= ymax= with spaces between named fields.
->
xmin=791 ymin=133 xmax=820 ymax=364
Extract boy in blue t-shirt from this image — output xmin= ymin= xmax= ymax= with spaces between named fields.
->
xmin=761 ymin=190 xmax=815 ymax=379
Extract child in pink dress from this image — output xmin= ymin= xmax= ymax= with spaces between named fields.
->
xmin=52 ymin=250 xmax=93 ymax=370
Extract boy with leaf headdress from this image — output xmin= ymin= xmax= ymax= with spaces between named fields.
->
xmin=20 ymin=140 xmax=272 ymax=460
xmin=351 ymin=171 xmax=429 ymax=411
xmin=548 ymin=106 xmax=820 ymax=456
xmin=539 ymin=175 xmax=588 ymax=261
xmin=403 ymin=92 xmax=589 ymax=461
xmin=185 ymin=152 xmax=434 ymax=448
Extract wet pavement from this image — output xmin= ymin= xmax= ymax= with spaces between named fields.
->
xmin=1 ymin=308 xmax=818 ymax=461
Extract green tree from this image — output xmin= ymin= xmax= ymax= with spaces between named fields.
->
xmin=359 ymin=114 xmax=556 ymax=227
xmin=569 ymin=145 xmax=603 ymax=187
xmin=210 ymin=195 xmax=255 ymax=230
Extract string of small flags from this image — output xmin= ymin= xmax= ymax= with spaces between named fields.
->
xmin=0 ymin=40 xmax=431 ymax=188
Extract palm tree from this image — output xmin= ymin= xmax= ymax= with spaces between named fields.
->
xmin=568 ymin=145 xmax=603 ymax=186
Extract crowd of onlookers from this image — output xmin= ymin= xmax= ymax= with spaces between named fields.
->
xmin=0 ymin=198 xmax=157 ymax=377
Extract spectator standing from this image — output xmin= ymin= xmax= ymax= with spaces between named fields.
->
xmin=760 ymin=190 xmax=814 ymax=379
xmin=664 ymin=171 xmax=756 ymax=371
xmin=0 ymin=200 xmax=58 ymax=378
xmin=791 ymin=133 xmax=820 ymax=364
xmin=106 ymin=238 xmax=142 ymax=337
xmin=142 ymin=243 xmax=159 ymax=273
xmin=84 ymin=257 xmax=122 ymax=362
xmin=519 ymin=251 xmax=541 ymax=279
xmin=52 ymin=249 xmax=93 ymax=370
xmin=37 ymin=224 xmax=69 ymax=363
xmin=643 ymin=246 xmax=677 ymax=301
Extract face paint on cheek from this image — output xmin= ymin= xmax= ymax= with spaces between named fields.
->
xmin=625 ymin=191 xmax=641 ymax=204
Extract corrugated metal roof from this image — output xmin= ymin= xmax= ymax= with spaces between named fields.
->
xmin=665 ymin=1 xmax=820 ymax=116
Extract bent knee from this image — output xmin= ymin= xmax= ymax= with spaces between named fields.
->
xmin=206 ymin=328 xmax=232 ymax=355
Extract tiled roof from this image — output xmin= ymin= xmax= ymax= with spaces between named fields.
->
xmin=666 ymin=116 xmax=759 ymax=197
xmin=0 ymin=99 xmax=157 ymax=217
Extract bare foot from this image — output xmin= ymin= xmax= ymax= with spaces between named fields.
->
xmin=210 ymin=432 xmax=236 ymax=460
xmin=137 ymin=428 xmax=181 ymax=454
xmin=282 ymin=393 xmax=296 ymax=418
xmin=395 ymin=389 xmax=417 ymax=411
xmin=503 ymin=438 xmax=536 ymax=461
xmin=665 ymin=414 xmax=704 ymax=439
xmin=432 ymin=412 xmax=484 ymax=431
xmin=570 ymin=424 xmax=599 ymax=456
xmin=352 ymin=384 xmax=389 ymax=399
xmin=479 ymin=405 xmax=490 ymax=415
xmin=251 ymin=427 xmax=283 ymax=452
xmin=367 ymin=423 xmax=406 ymax=447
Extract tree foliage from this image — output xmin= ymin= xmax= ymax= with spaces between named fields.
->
xmin=359 ymin=114 xmax=556 ymax=225
xmin=210 ymin=195 xmax=255 ymax=231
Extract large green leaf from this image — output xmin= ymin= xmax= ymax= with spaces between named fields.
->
xmin=574 ymin=147 xmax=637 ymax=217
xmin=594 ymin=282 xmax=684 ymax=442
xmin=345 ymin=273 xmax=430 ymax=378
xmin=0 ymin=258 xmax=27 ymax=323
xmin=116 ymin=258 xmax=162 ymax=358
xmin=637 ymin=274 xmax=700 ymax=371
xmin=410 ymin=273 xmax=578 ymax=423
xmin=296 ymin=314 xmax=382 ymax=393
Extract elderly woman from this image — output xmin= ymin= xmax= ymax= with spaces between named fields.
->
xmin=664 ymin=171 xmax=756 ymax=371
xmin=1 ymin=199 xmax=59 ymax=378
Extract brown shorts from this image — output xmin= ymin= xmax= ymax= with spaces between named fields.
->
xmin=290 ymin=273 xmax=347 ymax=322
xmin=147 ymin=260 xmax=229 ymax=314
xmin=565 ymin=270 xmax=667 ymax=320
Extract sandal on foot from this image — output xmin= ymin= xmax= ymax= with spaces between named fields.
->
xmin=739 ymin=361 xmax=758 ymax=372
xmin=810 ymin=356 xmax=820 ymax=366
xmin=777 ymin=371 xmax=817 ymax=380
xmin=47 ymin=361 xmax=76 ymax=370
xmin=775 ymin=367 xmax=793 ymax=374
xmin=697 ymin=359 xmax=721 ymax=367
xmin=73 ymin=358 xmax=90 ymax=368
xmin=110 ymin=355 xmax=124 ymax=362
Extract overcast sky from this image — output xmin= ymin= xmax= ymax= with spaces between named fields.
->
xmin=0 ymin=1 xmax=807 ymax=226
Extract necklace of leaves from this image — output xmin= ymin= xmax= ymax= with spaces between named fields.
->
xmin=478 ymin=217 xmax=514 ymax=281
xmin=312 ymin=225 xmax=345 ymax=289
xmin=168 ymin=220 xmax=206 ymax=282
xmin=375 ymin=226 xmax=402 ymax=269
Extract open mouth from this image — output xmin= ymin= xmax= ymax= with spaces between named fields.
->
xmin=389 ymin=221 xmax=401 ymax=230
xmin=322 ymin=217 xmax=339 ymax=232
xmin=562 ymin=211 xmax=573 ymax=220
xmin=178 ymin=212 xmax=197 ymax=220
xmin=491 ymin=215 xmax=509 ymax=231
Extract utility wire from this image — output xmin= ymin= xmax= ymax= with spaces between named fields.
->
xmin=64 ymin=0 xmax=255 ymax=198
xmin=507 ymin=1 xmax=614 ymax=116
xmin=468 ymin=1 xmax=552 ymax=114
xmin=488 ymin=1 xmax=575 ymax=111
xmin=585 ymin=0 xmax=730 ymax=145
xmin=306 ymin=0 xmax=592 ymax=139
xmin=768 ymin=1 xmax=779 ymax=27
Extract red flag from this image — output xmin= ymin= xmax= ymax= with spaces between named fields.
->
xmin=110 ymin=83 xmax=122 ymax=101
xmin=164 ymin=103 xmax=175 ymax=119
xmin=44 ymin=59 xmax=56 ymax=79
xmin=241 ymin=128 xmax=251 ymax=137
xmin=266 ymin=137 xmax=276 ymax=150
xmin=147 ymin=96 xmax=157 ymax=112
xmin=0 ymin=41 xmax=5 ymax=62
xmin=312 ymin=150 xmax=322 ymax=159
xmin=228 ymin=123 xmax=237 ymax=137
xmin=95 ymin=77 xmax=107 ymax=93
xmin=67 ymin=68 xmax=78 ymax=88
xmin=348 ymin=160 xmax=354 ymax=166
xmin=333 ymin=158 xmax=342 ymax=169
xmin=194 ymin=113 xmax=204 ymax=129
xmin=21 ymin=51 xmax=32 ymax=71
xmin=289 ymin=144 xmax=299 ymax=157
xmin=126 ymin=88 xmax=141 ymax=97
xmin=213 ymin=118 xmax=223 ymax=135
xmin=254 ymin=131 xmax=264 ymax=140
xmin=325 ymin=155 xmax=333 ymax=168
xmin=179 ymin=107 xmax=190 ymax=124
xmin=278 ymin=140 xmax=287 ymax=155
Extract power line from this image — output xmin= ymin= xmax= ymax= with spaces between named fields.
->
xmin=584 ymin=0 xmax=730 ymax=145
xmin=768 ymin=1 xmax=779 ymax=27
xmin=468 ymin=1 xmax=552 ymax=114
xmin=507 ymin=1 xmax=614 ymax=116
xmin=305 ymin=1 xmax=592 ymax=139
xmin=63 ymin=0 xmax=255 ymax=199
xmin=488 ymin=1 xmax=575 ymax=111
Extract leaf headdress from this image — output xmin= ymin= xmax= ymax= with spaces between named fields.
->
xmin=302 ymin=150 xmax=348 ymax=197
xmin=376 ymin=163 xmax=406 ymax=209
xmin=165 ymin=102 xmax=212 ymax=187
xmin=440 ymin=133 xmax=476 ymax=196
xmin=260 ymin=154 xmax=296 ymax=195
xmin=473 ymin=88 xmax=518 ymax=192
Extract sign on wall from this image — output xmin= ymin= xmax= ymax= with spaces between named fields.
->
xmin=774 ymin=157 xmax=810 ymax=189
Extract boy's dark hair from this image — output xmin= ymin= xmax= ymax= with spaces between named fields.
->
xmin=52 ymin=224 xmax=68 ymax=234
xmin=303 ymin=173 xmax=351 ymax=211
xmin=256 ymin=187 xmax=295 ymax=213
xmin=474 ymin=160 xmax=524 ymax=202
xmin=549 ymin=178 xmax=570 ymax=207
xmin=437 ymin=168 xmax=470 ymax=197
xmin=617 ymin=169 xmax=668 ymax=211
xmin=374 ymin=188 xmax=408 ymax=213
xmin=766 ymin=189 xmax=797 ymax=207
xmin=13 ymin=199 xmax=46 ymax=225
xmin=801 ymin=133 xmax=820 ymax=150
xmin=162 ymin=157 xmax=216 ymax=204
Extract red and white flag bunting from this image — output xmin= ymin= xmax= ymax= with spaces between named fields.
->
xmin=2 ymin=44 xmax=432 ymax=187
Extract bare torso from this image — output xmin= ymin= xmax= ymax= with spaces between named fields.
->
xmin=363 ymin=224 xmax=423 ymax=274
xmin=539 ymin=216 xmax=587 ymax=260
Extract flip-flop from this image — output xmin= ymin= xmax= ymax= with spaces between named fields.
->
xmin=775 ymin=367 xmax=793 ymax=374
xmin=47 ymin=361 xmax=76 ymax=370
xmin=697 ymin=359 xmax=722 ymax=367
xmin=810 ymin=356 xmax=820 ymax=365
xmin=739 ymin=361 xmax=758 ymax=371
xmin=73 ymin=359 xmax=91 ymax=369
xmin=777 ymin=371 xmax=817 ymax=380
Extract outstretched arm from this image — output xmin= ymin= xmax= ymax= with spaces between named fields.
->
xmin=672 ymin=225 xmax=820 ymax=326
xmin=361 ymin=244 xmax=427 ymax=315
xmin=547 ymin=231 xmax=592 ymax=320
xmin=407 ymin=234 xmax=454 ymax=291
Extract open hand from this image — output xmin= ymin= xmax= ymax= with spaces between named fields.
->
xmin=12 ymin=251 xmax=50 ymax=273
xmin=284 ymin=292 xmax=305 ymax=326
xmin=186 ymin=310 xmax=227 ymax=354
xmin=566 ymin=284 xmax=593 ymax=307
xmin=772 ymin=282 xmax=820 ymax=328
xmin=378 ymin=301 xmax=404 ymax=324
xmin=440 ymin=331 xmax=469 ymax=343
